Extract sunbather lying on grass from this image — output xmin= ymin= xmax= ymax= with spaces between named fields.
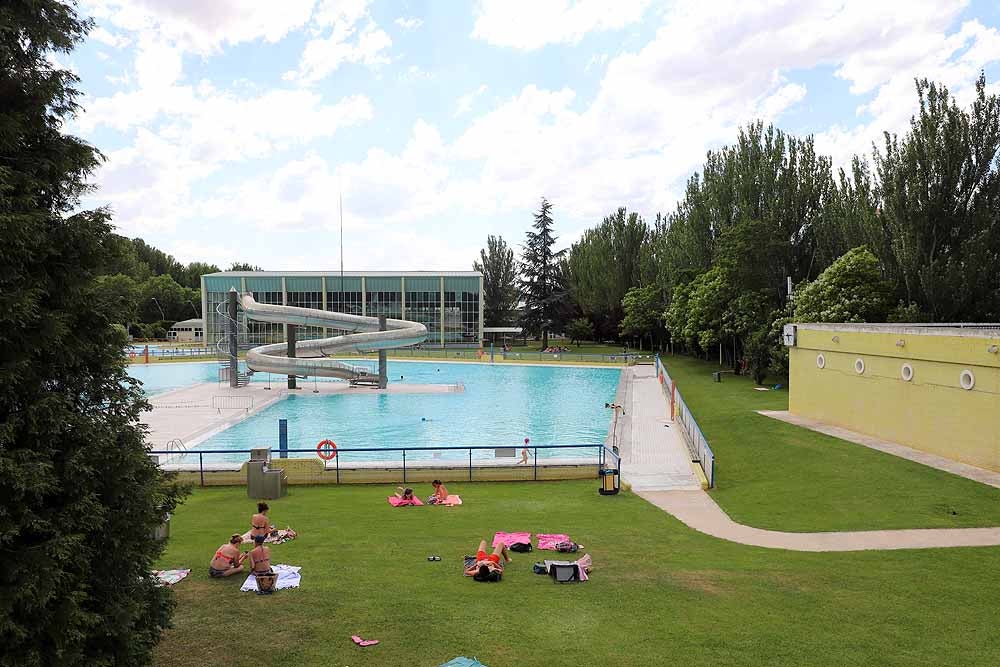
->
xmin=464 ymin=540 xmax=512 ymax=582
xmin=209 ymin=534 xmax=247 ymax=578
xmin=394 ymin=487 xmax=417 ymax=504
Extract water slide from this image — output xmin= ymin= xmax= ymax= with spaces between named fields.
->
xmin=240 ymin=292 xmax=428 ymax=380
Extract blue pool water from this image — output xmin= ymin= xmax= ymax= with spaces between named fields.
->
xmin=131 ymin=361 xmax=620 ymax=462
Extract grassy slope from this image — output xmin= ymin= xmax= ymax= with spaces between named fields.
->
xmin=155 ymin=482 xmax=1000 ymax=667
xmin=661 ymin=354 xmax=1000 ymax=531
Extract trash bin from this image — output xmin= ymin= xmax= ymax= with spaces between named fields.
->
xmin=712 ymin=371 xmax=722 ymax=382
xmin=151 ymin=510 xmax=170 ymax=541
xmin=598 ymin=468 xmax=620 ymax=496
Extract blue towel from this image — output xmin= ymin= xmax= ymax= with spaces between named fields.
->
xmin=440 ymin=658 xmax=487 ymax=667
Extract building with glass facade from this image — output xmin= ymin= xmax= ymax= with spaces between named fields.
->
xmin=201 ymin=271 xmax=483 ymax=348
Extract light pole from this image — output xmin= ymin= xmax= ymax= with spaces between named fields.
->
xmin=150 ymin=297 xmax=165 ymax=320
xmin=186 ymin=299 xmax=200 ymax=317
xmin=605 ymin=402 xmax=626 ymax=453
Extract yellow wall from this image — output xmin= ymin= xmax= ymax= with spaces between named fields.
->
xmin=789 ymin=326 xmax=1000 ymax=472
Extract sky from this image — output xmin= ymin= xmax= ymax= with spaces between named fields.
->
xmin=67 ymin=0 xmax=1000 ymax=271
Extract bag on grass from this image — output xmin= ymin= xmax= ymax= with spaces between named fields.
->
xmin=549 ymin=563 xmax=580 ymax=583
xmin=533 ymin=562 xmax=547 ymax=575
xmin=510 ymin=542 xmax=532 ymax=553
xmin=255 ymin=570 xmax=278 ymax=594
xmin=555 ymin=541 xmax=578 ymax=553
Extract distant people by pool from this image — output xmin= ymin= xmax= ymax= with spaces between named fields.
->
xmin=209 ymin=534 xmax=247 ymax=578
xmin=543 ymin=346 xmax=570 ymax=353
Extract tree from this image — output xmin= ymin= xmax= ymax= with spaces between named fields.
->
xmin=794 ymin=247 xmax=892 ymax=323
xmin=139 ymin=274 xmax=189 ymax=322
xmin=175 ymin=262 xmax=220 ymax=290
xmin=228 ymin=262 xmax=263 ymax=271
xmin=473 ymin=235 xmax=519 ymax=326
xmin=619 ymin=285 xmax=662 ymax=350
xmin=94 ymin=274 xmax=141 ymax=326
xmin=0 ymin=2 xmax=187 ymax=664
xmin=566 ymin=318 xmax=595 ymax=346
xmin=519 ymin=198 xmax=567 ymax=350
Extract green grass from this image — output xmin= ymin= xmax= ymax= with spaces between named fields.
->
xmin=155 ymin=482 xmax=1000 ymax=667
xmin=661 ymin=354 xmax=1000 ymax=532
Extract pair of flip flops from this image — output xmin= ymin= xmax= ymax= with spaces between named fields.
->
xmin=427 ymin=555 xmax=442 ymax=561
xmin=351 ymin=635 xmax=379 ymax=647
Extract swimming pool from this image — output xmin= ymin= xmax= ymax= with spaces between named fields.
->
xmin=132 ymin=361 xmax=620 ymax=462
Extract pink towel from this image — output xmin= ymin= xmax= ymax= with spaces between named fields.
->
xmin=492 ymin=531 xmax=531 ymax=548
xmin=440 ymin=495 xmax=462 ymax=506
xmin=537 ymin=534 xmax=571 ymax=550
xmin=388 ymin=496 xmax=424 ymax=506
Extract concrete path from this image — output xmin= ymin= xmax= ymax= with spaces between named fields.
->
xmin=612 ymin=367 xmax=701 ymax=491
xmin=639 ymin=489 xmax=1000 ymax=551
xmin=759 ymin=410 xmax=1000 ymax=489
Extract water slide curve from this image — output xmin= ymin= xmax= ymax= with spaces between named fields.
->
xmin=240 ymin=292 xmax=428 ymax=380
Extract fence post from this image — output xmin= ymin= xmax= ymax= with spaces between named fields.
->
xmin=469 ymin=449 xmax=473 ymax=481
xmin=336 ymin=453 xmax=340 ymax=484
xmin=402 ymin=449 xmax=407 ymax=484
xmin=199 ymin=452 xmax=204 ymax=487
xmin=670 ymin=381 xmax=676 ymax=420
xmin=533 ymin=447 xmax=537 ymax=481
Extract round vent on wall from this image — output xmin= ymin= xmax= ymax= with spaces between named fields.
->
xmin=854 ymin=358 xmax=865 ymax=374
xmin=816 ymin=354 xmax=826 ymax=369
xmin=959 ymin=369 xmax=975 ymax=390
xmin=900 ymin=363 xmax=913 ymax=382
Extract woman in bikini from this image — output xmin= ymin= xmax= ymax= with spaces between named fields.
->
xmin=250 ymin=502 xmax=273 ymax=540
xmin=247 ymin=534 xmax=277 ymax=592
xmin=209 ymin=534 xmax=247 ymax=578
xmin=464 ymin=539 xmax=512 ymax=582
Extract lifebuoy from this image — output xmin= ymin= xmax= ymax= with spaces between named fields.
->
xmin=317 ymin=439 xmax=337 ymax=460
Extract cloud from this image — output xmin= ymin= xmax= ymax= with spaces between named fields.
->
xmin=395 ymin=17 xmax=423 ymax=30
xmin=90 ymin=25 xmax=131 ymax=48
xmin=472 ymin=0 xmax=651 ymax=50
xmin=455 ymin=84 xmax=488 ymax=116
xmin=283 ymin=0 xmax=392 ymax=84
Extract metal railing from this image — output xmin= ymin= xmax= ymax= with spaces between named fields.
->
xmin=654 ymin=355 xmax=715 ymax=487
xmin=211 ymin=395 xmax=254 ymax=412
xmin=149 ymin=443 xmax=620 ymax=487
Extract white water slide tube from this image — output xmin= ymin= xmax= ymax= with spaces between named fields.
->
xmin=240 ymin=292 xmax=428 ymax=380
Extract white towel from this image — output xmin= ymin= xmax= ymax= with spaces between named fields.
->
xmin=241 ymin=564 xmax=301 ymax=592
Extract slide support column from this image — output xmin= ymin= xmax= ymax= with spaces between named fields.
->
xmin=287 ymin=323 xmax=297 ymax=389
xmin=378 ymin=315 xmax=388 ymax=389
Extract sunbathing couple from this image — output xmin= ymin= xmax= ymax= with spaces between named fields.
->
xmin=208 ymin=502 xmax=277 ymax=580
xmin=394 ymin=479 xmax=449 ymax=505
xmin=464 ymin=540 xmax=512 ymax=582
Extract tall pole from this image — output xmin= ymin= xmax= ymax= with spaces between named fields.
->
xmin=339 ymin=188 xmax=344 ymax=298
xmin=378 ymin=315 xmax=388 ymax=389
xmin=287 ymin=324 xmax=297 ymax=390
xmin=227 ymin=288 xmax=239 ymax=388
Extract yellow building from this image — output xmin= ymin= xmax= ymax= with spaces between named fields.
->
xmin=785 ymin=323 xmax=1000 ymax=472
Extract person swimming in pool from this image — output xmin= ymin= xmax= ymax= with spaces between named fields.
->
xmin=208 ymin=534 xmax=247 ymax=578
xmin=464 ymin=540 xmax=512 ymax=582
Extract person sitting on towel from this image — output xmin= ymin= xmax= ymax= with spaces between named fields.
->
xmin=250 ymin=502 xmax=274 ymax=540
xmin=427 ymin=480 xmax=449 ymax=504
xmin=464 ymin=540 xmax=511 ymax=582
xmin=393 ymin=486 xmax=417 ymax=505
xmin=209 ymin=533 xmax=247 ymax=578
xmin=248 ymin=535 xmax=272 ymax=575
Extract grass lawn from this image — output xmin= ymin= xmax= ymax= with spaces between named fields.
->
xmin=155 ymin=481 xmax=1000 ymax=667
xmin=660 ymin=354 xmax=1000 ymax=532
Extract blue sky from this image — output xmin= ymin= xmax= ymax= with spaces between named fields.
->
xmin=69 ymin=0 xmax=1000 ymax=271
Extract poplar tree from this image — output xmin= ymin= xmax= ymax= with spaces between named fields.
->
xmin=473 ymin=235 xmax=519 ymax=326
xmin=0 ymin=2 xmax=187 ymax=663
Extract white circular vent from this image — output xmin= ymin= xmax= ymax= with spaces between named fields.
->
xmin=900 ymin=363 xmax=913 ymax=382
xmin=854 ymin=358 xmax=865 ymax=374
xmin=959 ymin=369 xmax=975 ymax=390
xmin=816 ymin=354 xmax=826 ymax=369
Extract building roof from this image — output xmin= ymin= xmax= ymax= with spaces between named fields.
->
xmin=204 ymin=270 xmax=481 ymax=278
xmin=170 ymin=318 xmax=204 ymax=328
xmin=793 ymin=322 xmax=1000 ymax=339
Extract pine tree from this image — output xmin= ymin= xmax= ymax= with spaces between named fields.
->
xmin=519 ymin=198 xmax=568 ymax=349
xmin=0 ymin=2 xmax=187 ymax=663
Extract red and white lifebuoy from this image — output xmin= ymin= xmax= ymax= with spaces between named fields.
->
xmin=316 ymin=439 xmax=337 ymax=460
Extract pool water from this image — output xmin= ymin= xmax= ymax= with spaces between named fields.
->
xmin=131 ymin=361 xmax=620 ymax=462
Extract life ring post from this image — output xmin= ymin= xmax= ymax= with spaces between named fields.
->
xmin=317 ymin=439 xmax=338 ymax=460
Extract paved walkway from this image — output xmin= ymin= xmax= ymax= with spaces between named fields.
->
xmin=612 ymin=366 xmax=701 ymax=491
xmin=639 ymin=490 xmax=1000 ymax=551
xmin=759 ymin=410 xmax=1000 ymax=488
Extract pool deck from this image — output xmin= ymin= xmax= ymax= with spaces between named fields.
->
xmin=143 ymin=380 xmax=463 ymax=450
xmin=611 ymin=366 xmax=701 ymax=491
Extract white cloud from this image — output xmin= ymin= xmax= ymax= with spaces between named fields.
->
xmin=90 ymin=26 xmax=131 ymax=48
xmin=283 ymin=0 xmax=392 ymax=84
xmin=472 ymin=0 xmax=651 ymax=50
xmin=455 ymin=84 xmax=488 ymax=116
xmin=400 ymin=65 xmax=434 ymax=82
xmin=395 ymin=17 xmax=423 ymax=30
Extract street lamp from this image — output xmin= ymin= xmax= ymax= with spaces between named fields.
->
xmin=186 ymin=299 xmax=200 ymax=317
xmin=150 ymin=297 xmax=165 ymax=320
xmin=605 ymin=402 xmax=626 ymax=453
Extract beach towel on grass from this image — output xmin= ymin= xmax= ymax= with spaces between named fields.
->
xmin=440 ymin=658 xmax=487 ymax=667
xmin=492 ymin=531 xmax=531 ymax=548
xmin=153 ymin=569 xmax=190 ymax=587
xmin=241 ymin=528 xmax=297 ymax=545
xmin=241 ymin=564 xmax=301 ymax=592
xmin=537 ymin=533 xmax=572 ymax=550
xmin=388 ymin=496 xmax=424 ymax=506
xmin=440 ymin=494 xmax=462 ymax=506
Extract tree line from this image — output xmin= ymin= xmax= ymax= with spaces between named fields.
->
xmin=482 ymin=74 xmax=1000 ymax=380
